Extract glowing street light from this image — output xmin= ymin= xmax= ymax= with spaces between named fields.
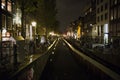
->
xmin=31 ymin=21 xmax=37 ymax=27
xmin=30 ymin=21 xmax=37 ymax=40
xmin=31 ymin=21 xmax=37 ymax=35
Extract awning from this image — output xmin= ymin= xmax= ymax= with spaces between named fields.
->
xmin=14 ymin=36 xmax=24 ymax=41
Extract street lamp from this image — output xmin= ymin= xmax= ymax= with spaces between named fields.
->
xmin=31 ymin=21 xmax=37 ymax=38
xmin=30 ymin=21 xmax=37 ymax=40
xmin=31 ymin=21 xmax=37 ymax=27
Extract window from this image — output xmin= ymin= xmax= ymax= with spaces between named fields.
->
xmin=101 ymin=25 xmax=103 ymax=34
xmin=101 ymin=15 xmax=103 ymax=21
xmin=90 ymin=8 xmax=92 ymax=12
xmin=110 ymin=0 xmax=114 ymax=6
xmin=110 ymin=0 xmax=113 ymax=6
xmin=97 ymin=0 xmax=99 ymax=4
xmin=98 ymin=26 xmax=100 ymax=36
xmin=105 ymin=3 xmax=108 ymax=10
xmin=111 ymin=9 xmax=114 ymax=20
xmin=99 ymin=26 xmax=101 ymax=36
xmin=8 ymin=17 xmax=12 ymax=29
xmin=114 ymin=0 xmax=118 ymax=5
xmin=97 ymin=8 xmax=99 ymax=13
xmin=109 ymin=24 xmax=113 ymax=32
xmin=105 ymin=13 xmax=108 ymax=20
xmin=114 ymin=8 xmax=117 ymax=19
xmin=117 ymin=23 xmax=120 ymax=31
xmin=7 ymin=0 xmax=12 ymax=12
xmin=118 ymin=6 xmax=120 ymax=18
xmin=113 ymin=24 xmax=117 ymax=36
xmin=110 ymin=0 xmax=117 ymax=6
xmin=2 ymin=14 xmax=6 ymax=28
xmin=97 ymin=16 xmax=100 ymax=22
xmin=111 ymin=24 xmax=114 ymax=36
xmin=101 ymin=0 xmax=103 ymax=3
xmin=1 ymin=0 xmax=6 ymax=10
xmin=118 ymin=0 xmax=120 ymax=3
xmin=101 ymin=5 xmax=103 ymax=12
xmin=85 ymin=12 xmax=87 ymax=15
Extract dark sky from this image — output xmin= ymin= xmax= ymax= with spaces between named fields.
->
xmin=56 ymin=0 xmax=89 ymax=32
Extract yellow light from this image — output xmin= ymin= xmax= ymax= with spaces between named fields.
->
xmin=31 ymin=21 xmax=37 ymax=26
xmin=49 ymin=31 xmax=55 ymax=36
xmin=77 ymin=25 xmax=81 ymax=38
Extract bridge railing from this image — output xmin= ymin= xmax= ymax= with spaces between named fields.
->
xmin=64 ymin=39 xmax=120 ymax=80
xmin=7 ymin=39 xmax=58 ymax=80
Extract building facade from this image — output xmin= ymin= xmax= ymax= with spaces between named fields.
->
xmin=0 ymin=0 xmax=13 ymax=36
xmin=96 ymin=0 xmax=110 ymax=44
xmin=109 ymin=0 xmax=120 ymax=39
xmin=83 ymin=0 xmax=96 ymax=39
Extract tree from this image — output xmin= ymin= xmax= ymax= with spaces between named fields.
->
xmin=33 ymin=0 xmax=59 ymax=37
xmin=17 ymin=0 xmax=59 ymax=38
xmin=17 ymin=0 xmax=38 ymax=38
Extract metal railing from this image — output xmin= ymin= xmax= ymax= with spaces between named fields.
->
xmin=0 ymin=39 xmax=58 ymax=80
xmin=64 ymin=39 xmax=120 ymax=80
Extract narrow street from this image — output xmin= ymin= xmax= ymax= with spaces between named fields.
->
xmin=40 ymin=38 xmax=97 ymax=80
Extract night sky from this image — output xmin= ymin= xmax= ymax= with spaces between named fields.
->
xmin=56 ymin=0 xmax=89 ymax=32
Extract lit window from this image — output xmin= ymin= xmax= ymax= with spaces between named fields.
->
xmin=1 ymin=0 xmax=6 ymax=9
xmin=7 ymin=0 xmax=12 ymax=12
xmin=104 ymin=24 xmax=109 ymax=44
xmin=104 ymin=24 xmax=108 ymax=33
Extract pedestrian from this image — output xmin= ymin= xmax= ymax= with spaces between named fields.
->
xmin=9 ymin=34 xmax=18 ymax=66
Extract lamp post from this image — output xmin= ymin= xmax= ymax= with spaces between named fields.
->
xmin=31 ymin=21 xmax=37 ymax=53
xmin=30 ymin=21 xmax=37 ymax=40
xmin=31 ymin=21 xmax=37 ymax=40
